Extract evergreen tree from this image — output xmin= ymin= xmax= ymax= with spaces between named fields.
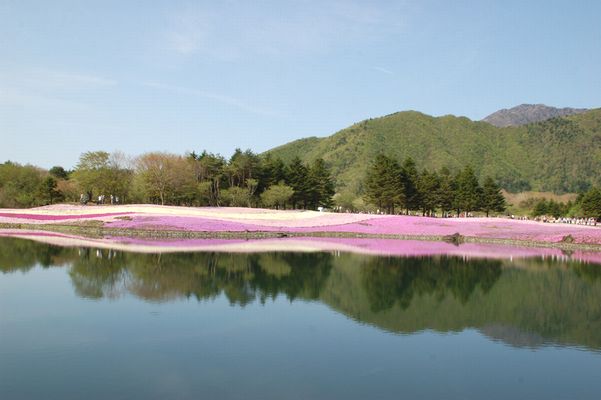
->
xmin=262 ymin=155 xmax=288 ymax=187
xmin=437 ymin=167 xmax=456 ymax=217
xmin=36 ymin=176 xmax=63 ymax=205
xmin=532 ymin=199 xmax=548 ymax=217
xmin=308 ymin=158 xmax=335 ymax=209
xmin=481 ymin=176 xmax=506 ymax=217
xmin=418 ymin=169 xmax=440 ymax=216
xmin=287 ymin=157 xmax=310 ymax=209
xmin=581 ymin=187 xmax=601 ymax=220
xmin=455 ymin=166 xmax=482 ymax=216
xmin=547 ymin=200 xmax=564 ymax=218
xmin=49 ymin=166 xmax=68 ymax=180
xmin=401 ymin=157 xmax=420 ymax=213
xmin=364 ymin=154 xmax=403 ymax=214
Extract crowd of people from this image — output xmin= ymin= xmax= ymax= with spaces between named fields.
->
xmin=79 ymin=193 xmax=120 ymax=205
xmin=533 ymin=216 xmax=598 ymax=226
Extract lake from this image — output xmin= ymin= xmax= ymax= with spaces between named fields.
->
xmin=1 ymin=236 xmax=601 ymax=399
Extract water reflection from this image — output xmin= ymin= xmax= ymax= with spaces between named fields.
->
xmin=360 ymin=257 xmax=502 ymax=311
xmin=1 ymin=237 xmax=601 ymax=351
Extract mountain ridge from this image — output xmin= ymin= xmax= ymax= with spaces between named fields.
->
xmin=266 ymin=107 xmax=601 ymax=194
xmin=482 ymin=104 xmax=588 ymax=127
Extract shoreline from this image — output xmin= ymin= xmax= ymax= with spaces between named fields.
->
xmin=1 ymin=204 xmax=600 ymax=253
xmin=2 ymin=221 xmax=601 ymax=252
xmin=3 ymin=228 xmax=601 ymax=265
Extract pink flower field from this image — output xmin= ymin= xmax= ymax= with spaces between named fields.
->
xmin=1 ymin=204 xmax=601 ymax=247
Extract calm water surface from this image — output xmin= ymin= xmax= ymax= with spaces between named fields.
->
xmin=1 ymin=237 xmax=601 ymax=399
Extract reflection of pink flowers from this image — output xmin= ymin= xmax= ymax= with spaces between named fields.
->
xmin=2 ymin=229 xmax=601 ymax=265
xmin=1 ymin=205 xmax=601 ymax=245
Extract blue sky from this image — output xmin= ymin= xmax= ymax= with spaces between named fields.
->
xmin=1 ymin=0 xmax=600 ymax=168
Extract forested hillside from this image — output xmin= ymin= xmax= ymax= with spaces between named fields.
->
xmin=267 ymin=109 xmax=601 ymax=194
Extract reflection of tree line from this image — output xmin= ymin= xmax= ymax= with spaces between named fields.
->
xmin=102 ymin=252 xmax=334 ymax=305
xmin=3 ymin=237 xmax=601 ymax=349
xmin=52 ymin=245 xmax=333 ymax=305
xmin=360 ymin=256 xmax=503 ymax=312
xmin=0 ymin=238 xmax=71 ymax=272
xmin=65 ymin=250 xmax=527 ymax=313
xmin=1 ymin=238 xmax=506 ymax=308
xmin=2 ymin=237 xmax=601 ymax=307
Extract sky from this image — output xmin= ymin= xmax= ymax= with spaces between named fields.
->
xmin=1 ymin=0 xmax=600 ymax=169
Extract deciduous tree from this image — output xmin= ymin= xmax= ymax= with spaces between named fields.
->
xmin=261 ymin=183 xmax=294 ymax=209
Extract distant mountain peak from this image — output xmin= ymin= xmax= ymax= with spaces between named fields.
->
xmin=482 ymin=104 xmax=588 ymax=127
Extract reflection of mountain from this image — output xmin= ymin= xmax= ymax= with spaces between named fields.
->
xmin=480 ymin=325 xmax=547 ymax=348
xmin=2 ymin=237 xmax=601 ymax=351
xmin=323 ymin=254 xmax=601 ymax=350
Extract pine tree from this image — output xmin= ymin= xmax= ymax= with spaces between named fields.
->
xmin=287 ymin=157 xmax=310 ymax=209
xmin=418 ymin=169 xmax=440 ymax=216
xmin=49 ymin=166 xmax=68 ymax=180
xmin=364 ymin=154 xmax=403 ymax=214
xmin=481 ymin=176 xmax=506 ymax=217
xmin=37 ymin=176 xmax=63 ymax=205
xmin=308 ymin=158 xmax=335 ymax=209
xmin=455 ymin=166 xmax=482 ymax=216
xmin=581 ymin=187 xmax=601 ymax=220
xmin=532 ymin=199 xmax=548 ymax=217
xmin=401 ymin=157 xmax=420 ymax=214
xmin=262 ymin=155 xmax=288 ymax=187
xmin=437 ymin=167 xmax=456 ymax=217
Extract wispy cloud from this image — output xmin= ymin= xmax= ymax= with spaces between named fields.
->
xmin=0 ymin=87 xmax=90 ymax=110
xmin=162 ymin=1 xmax=410 ymax=59
xmin=1 ymin=67 xmax=117 ymax=89
xmin=373 ymin=66 xmax=394 ymax=75
xmin=0 ymin=66 xmax=116 ymax=109
xmin=164 ymin=13 xmax=210 ymax=56
xmin=141 ymin=81 xmax=274 ymax=116
xmin=39 ymin=71 xmax=117 ymax=88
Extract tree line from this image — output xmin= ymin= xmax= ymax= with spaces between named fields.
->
xmin=1 ymin=150 xmax=600 ymax=221
xmin=362 ymin=154 xmax=507 ymax=217
xmin=530 ymin=189 xmax=601 ymax=220
xmin=0 ymin=150 xmax=335 ymax=210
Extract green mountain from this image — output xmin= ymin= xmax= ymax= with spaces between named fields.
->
xmin=266 ymin=108 xmax=601 ymax=194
